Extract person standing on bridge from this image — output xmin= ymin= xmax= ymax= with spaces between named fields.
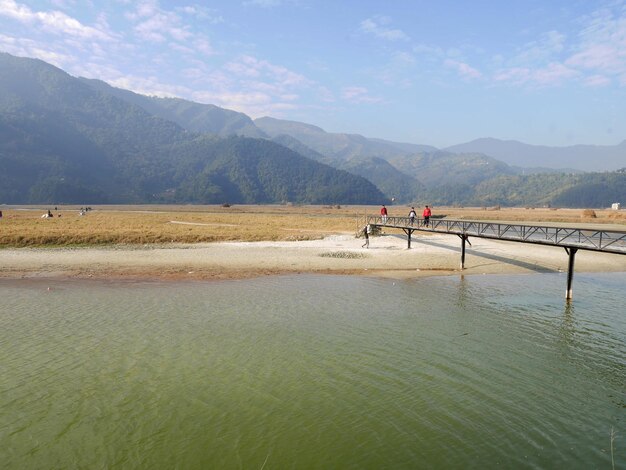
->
xmin=408 ymin=207 xmax=416 ymax=225
xmin=423 ymin=205 xmax=432 ymax=227
xmin=380 ymin=205 xmax=388 ymax=224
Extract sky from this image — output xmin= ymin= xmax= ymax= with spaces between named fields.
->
xmin=1 ymin=0 xmax=626 ymax=148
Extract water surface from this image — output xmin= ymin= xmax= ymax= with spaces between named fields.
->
xmin=1 ymin=273 xmax=624 ymax=468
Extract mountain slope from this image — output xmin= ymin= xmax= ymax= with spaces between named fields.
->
xmin=255 ymin=116 xmax=436 ymax=161
xmin=2 ymin=52 xmax=624 ymax=208
xmin=0 ymin=52 xmax=386 ymax=204
xmin=339 ymin=156 xmax=423 ymax=203
xmin=470 ymin=171 xmax=626 ymax=207
xmin=173 ymin=136 xmax=384 ymax=204
xmin=389 ymin=151 xmax=516 ymax=188
xmin=80 ymin=78 xmax=266 ymax=138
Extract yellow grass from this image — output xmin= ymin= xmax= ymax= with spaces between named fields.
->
xmin=1 ymin=204 xmax=625 ymax=248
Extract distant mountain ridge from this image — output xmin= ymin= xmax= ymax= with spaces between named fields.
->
xmin=445 ymin=137 xmax=626 ymax=172
xmin=1 ymin=52 xmax=625 ymax=208
xmin=254 ymin=116 xmax=437 ymax=162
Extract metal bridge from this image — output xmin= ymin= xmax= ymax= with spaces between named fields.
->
xmin=366 ymin=216 xmax=626 ymax=300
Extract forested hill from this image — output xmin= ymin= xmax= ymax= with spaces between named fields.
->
xmin=421 ymin=169 xmax=626 ymax=208
xmin=2 ymin=52 xmax=624 ymax=208
xmin=80 ymin=78 xmax=266 ymax=139
xmin=0 ymin=53 xmax=386 ymax=205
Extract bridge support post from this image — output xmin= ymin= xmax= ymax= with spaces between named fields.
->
xmin=565 ymin=247 xmax=578 ymax=300
xmin=402 ymin=228 xmax=414 ymax=249
xmin=458 ymin=234 xmax=471 ymax=269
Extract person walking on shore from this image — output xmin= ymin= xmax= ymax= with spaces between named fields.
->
xmin=423 ymin=205 xmax=432 ymax=227
xmin=380 ymin=205 xmax=388 ymax=224
xmin=361 ymin=224 xmax=370 ymax=248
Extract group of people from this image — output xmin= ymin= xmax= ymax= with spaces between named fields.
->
xmin=380 ymin=204 xmax=431 ymax=226
xmin=363 ymin=204 xmax=433 ymax=248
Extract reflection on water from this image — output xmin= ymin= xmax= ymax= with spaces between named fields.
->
xmin=0 ymin=273 xmax=624 ymax=469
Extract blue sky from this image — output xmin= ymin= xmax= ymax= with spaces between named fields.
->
xmin=1 ymin=0 xmax=626 ymax=148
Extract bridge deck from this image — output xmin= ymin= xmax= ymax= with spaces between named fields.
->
xmin=367 ymin=216 xmax=626 ymax=255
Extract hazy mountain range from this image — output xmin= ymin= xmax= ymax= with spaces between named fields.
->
xmin=0 ymin=53 xmax=385 ymax=205
xmin=444 ymin=138 xmax=626 ymax=172
xmin=1 ymin=52 xmax=624 ymax=207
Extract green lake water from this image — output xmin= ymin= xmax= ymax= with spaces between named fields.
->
xmin=1 ymin=273 xmax=625 ymax=469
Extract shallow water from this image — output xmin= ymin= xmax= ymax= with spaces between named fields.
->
xmin=1 ymin=273 xmax=624 ymax=469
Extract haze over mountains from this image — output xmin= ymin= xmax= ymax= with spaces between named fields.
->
xmin=0 ymin=53 xmax=384 ymax=205
xmin=1 ymin=52 xmax=624 ymax=207
xmin=445 ymin=138 xmax=626 ymax=172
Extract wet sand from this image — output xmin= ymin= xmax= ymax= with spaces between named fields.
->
xmin=1 ymin=232 xmax=625 ymax=281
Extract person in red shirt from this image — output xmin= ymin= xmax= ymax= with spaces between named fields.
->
xmin=423 ymin=205 xmax=432 ymax=227
xmin=380 ymin=205 xmax=388 ymax=223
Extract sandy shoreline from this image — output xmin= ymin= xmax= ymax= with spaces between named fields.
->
xmin=1 ymin=232 xmax=625 ymax=282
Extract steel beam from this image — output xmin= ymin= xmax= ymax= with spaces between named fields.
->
xmin=565 ymin=247 xmax=578 ymax=300
xmin=459 ymin=233 xmax=471 ymax=269
xmin=402 ymin=228 xmax=414 ymax=249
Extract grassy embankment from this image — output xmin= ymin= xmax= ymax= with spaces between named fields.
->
xmin=1 ymin=205 xmax=624 ymax=248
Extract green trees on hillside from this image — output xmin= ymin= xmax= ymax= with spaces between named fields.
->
xmin=0 ymin=54 xmax=386 ymax=205
xmin=171 ymin=137 xmax=386 ymax=204
xmin=1 ymin=53 xmax=623 ymax=208
xmin=421 ymin=172 xmax=626 ymax=208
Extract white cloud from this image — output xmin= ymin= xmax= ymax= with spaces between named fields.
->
xmin=444 ymin=59 xmax=482 ymax=80
xmin=392 ymin=51 xmax=416 ymax=66
xmin=180 ymin=67 xmax=205 ymax=81
xmin=171 ymin=55 xmax=316 ymax=117
xmin=565 ymin=7 xmax=626 ymax=77
xmin=0 ymin=0 xmax=36 ymax=22
xmin=360 ymin=16 xmax=409 ymax=41
xmin=176 ymin=5 xmax=224 ymax=24
xmin=341 ymin=86 xmax=382 ymax=104
xmin=230 ymin=55 xmax=312 ymax=87
xmin=366 ymin=51 xmax=417 ymax=87
xmin=512 ymin=30 xmax=566 ymax=66
xmin=0 ymin=0 xmax=113 ymax=41
xmin=193 ymin=89 xmax=297 ymax=117
xmin=243 ymin=0 xmax=297 ymax=7
xmin=125 ymin=0 xmax=158 ymax=20
xmin=169 ymin=42 xmax=195 ymax=55
xmin=494 ymin=62 xmax=577 ymax=86
xmin=108 ymin=74 xmax=191 ymax=98
xmin=0 ymin=34 xmax=76 ymax=67
xmin=316 ymin=86 xmax=335 ymax=103
xmin=493 ymin=67 xmax=531 ymax=85
xmin=494 ymin=4 xmax=626 ymax=88
xmin=567 ymin=44 xmax=621 ymax=71
xmin=193 ymin=38 xmax=216 ymax=56
xmin=50 ymin=0 xmax=79 ymax=9
xmin=133 ymin=11 xmax=191 ymax=42
xmin=532 ymin=62 xmax=578 ymax=85
xmin=124 ymin=0 xmax=217 ymax=59
xmin=413 ymin=43 xmax=444 ymax=58
xmin=584 ymin=74 xmax=611 ymax=87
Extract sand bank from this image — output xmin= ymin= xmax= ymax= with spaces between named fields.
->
xmin=1 ymin=233 xmax=625 ymax=281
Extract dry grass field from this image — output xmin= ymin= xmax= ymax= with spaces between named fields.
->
xmin=1 ymin=204 xmax=625 ymax=248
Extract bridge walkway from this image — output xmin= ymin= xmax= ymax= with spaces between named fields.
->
xmin=366 ymin=216 xmax=626 ymax=300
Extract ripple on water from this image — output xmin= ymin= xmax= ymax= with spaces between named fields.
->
xmin=0 ymin=273 xmax=624 ymax=469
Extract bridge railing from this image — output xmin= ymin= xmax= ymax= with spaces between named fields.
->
xmin=366 ymin=216 xmax=626 ymax=255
